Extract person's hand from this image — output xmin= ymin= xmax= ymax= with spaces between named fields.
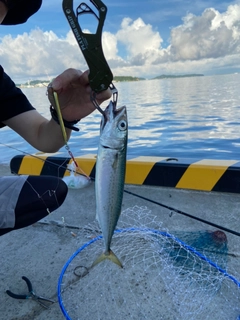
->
xmin=47 ymin=68 xmax=112 ymax=121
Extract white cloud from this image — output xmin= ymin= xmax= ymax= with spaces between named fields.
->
xmin=0 ymin=29 xmax=88 ymax=82
xmin=1 ymin=3 xmax=240 ymax=82
xmin=212 ymin=4 xmax=240 ymax=34
xmin=169 ymin=7 xmax=240 ymax=61
xmin=116 ymin=17 xmax=163 ymax=63
xmin=102 ymin=31 xmax=118 ymax=60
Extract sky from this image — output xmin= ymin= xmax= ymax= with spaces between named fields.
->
xmin=1 ymin=0 xmax=240 ymax=82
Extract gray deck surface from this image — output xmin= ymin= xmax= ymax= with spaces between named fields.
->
xmin=0 ymin=164 xmax=239 ymax=320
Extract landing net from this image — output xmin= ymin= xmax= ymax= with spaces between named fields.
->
xmin=58 ymin=206 xmax=240 ymax=320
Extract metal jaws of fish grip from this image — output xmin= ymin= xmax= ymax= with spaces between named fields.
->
xmin=62 ymin=0 xmax=118 ymax=115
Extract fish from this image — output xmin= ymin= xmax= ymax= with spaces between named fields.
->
xmin=92 ymin=100 xmax=128 ymax=268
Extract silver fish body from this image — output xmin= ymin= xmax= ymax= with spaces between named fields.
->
xmin=93 ymin=100 xmax=128 ymax=268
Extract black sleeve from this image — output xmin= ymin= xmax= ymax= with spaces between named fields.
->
xmin=0 ymin=66 xmax=35 ymax=128
xmin=1 ymin=0 xmax=42 ymax=25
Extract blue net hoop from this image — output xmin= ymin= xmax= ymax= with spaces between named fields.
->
xmin=58 ymin=227 xmax=240 ymax=320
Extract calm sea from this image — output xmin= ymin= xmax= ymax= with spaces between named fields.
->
xmin=0 ymin=73 xmax=240 ymax=164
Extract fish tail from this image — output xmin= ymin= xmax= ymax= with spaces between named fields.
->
xmin=92 ymin=249 xmax=123 ymax=268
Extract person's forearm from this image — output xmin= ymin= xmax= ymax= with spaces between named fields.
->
xmin=37 ymin=118 xmax=72 ymax=153
xmin=0 ymin=1 xmax=8 ymax=23
xmin=4 ymin=110 xmax=72 ymax=153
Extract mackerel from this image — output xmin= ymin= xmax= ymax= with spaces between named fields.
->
xmin=93 ymin=101 xmax=128 ymax=268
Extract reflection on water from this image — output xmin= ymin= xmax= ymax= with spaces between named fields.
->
xmin=0 ymin=74 xmax=240 ymax=163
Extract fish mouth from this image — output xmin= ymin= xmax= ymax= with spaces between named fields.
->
xmin=102 ymin=101 xmax=126 ymax=127
xmin=105 ymin=100 xmax=116 ymax=119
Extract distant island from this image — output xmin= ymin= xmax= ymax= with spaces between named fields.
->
xmin=113 ymin=76 xmax=145 ymax=82
xmin=17 ymin=74 xmax=204 ymax=88
xmin=17 ymin=79 xmax=50 ymax=88
xmin=153 ymin=74 xmax=204 ymax=79
xmin=17 ymin=76 xmax=145 ymax=88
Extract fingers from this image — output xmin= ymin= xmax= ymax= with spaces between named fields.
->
xmin=80 ymin=70 xmax=112 ymax=101
xmin=51 ymin=68 xmax=84 ymax=91
xmin=96 ymin=87 xmax=112 ymax=103
xmin=47 ymin=85 xmax=55 ymax=107
xmin=47 ymin=68 xmax=112 ymax=107
xmin=79 ymin=70 xmax=90 ymax=86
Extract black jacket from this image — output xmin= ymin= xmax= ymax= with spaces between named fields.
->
xmin=0 ymin=66 xmax=34 ymax=128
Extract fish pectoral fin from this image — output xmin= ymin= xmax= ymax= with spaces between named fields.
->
xmin=91 ymin=249 xmax=123 ymax=268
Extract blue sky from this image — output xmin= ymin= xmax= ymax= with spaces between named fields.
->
xmin=1 ymin=0 xmax=240 ymax=82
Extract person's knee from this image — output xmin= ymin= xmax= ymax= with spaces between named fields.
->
xmin=56 ymin=179 xmax=68 ymax=207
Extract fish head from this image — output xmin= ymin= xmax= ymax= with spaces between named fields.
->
xmin=99 ymin=101 xmax=127 ymax=150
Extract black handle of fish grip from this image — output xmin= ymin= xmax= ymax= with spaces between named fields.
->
xmin=62 ymin=0 xmax=113 ymax=93
xmin=6 ymin=290 xmax=27 ymax=299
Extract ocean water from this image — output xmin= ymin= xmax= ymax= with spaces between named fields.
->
xmin=0 ymin=73 xmax=240 ymax=164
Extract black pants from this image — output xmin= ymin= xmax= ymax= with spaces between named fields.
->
xmin=0 ymin=176 xmax=68 ymax=236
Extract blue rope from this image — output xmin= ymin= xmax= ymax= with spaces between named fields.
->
xmin=58 ymin=228 xmax=240 ymax=319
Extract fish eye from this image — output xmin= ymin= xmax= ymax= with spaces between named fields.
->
xmin=118 ymin=120 xmax=127 ymax=131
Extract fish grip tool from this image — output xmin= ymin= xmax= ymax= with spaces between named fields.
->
xmin=62 ymin=0 xmax=118 ymax=113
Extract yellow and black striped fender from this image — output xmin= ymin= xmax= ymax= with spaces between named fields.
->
xmin=10 ymin=154 xmax=240 ymax=193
